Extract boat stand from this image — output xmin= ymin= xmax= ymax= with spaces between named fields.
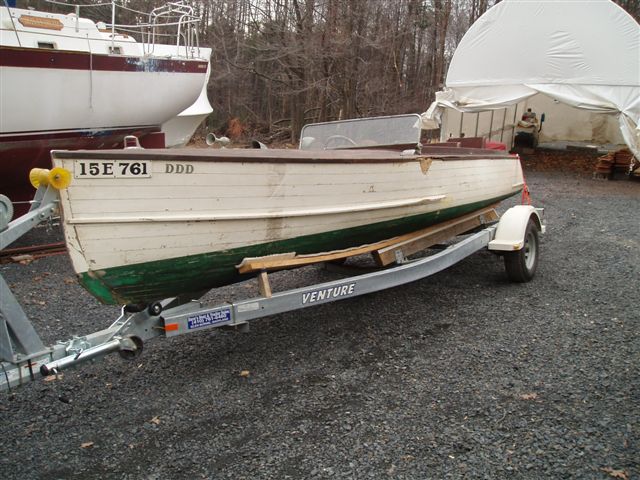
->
xmin=0 ymin=186 xmax=543 ymax=391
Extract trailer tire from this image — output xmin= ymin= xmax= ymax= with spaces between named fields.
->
xmin=504 ymin=219 xmax=539 ymax=282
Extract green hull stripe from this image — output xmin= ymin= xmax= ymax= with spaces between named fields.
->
xmin=80 ymin=194 xmax=516 ymax=304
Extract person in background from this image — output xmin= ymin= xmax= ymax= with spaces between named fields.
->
xmin=522 ymin=108 xmax=537 ymax=123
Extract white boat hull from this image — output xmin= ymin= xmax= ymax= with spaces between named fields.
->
xmin=1 ymin=65 xmax=205 ymax=133
xmin=52 ymin=147 xmax=524 ymax=304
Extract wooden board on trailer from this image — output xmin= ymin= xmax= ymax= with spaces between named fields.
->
xmin=373 ymin=207 xmax=499 ymax=266
xmin=236 ymin=205 xmax=499 ymax=274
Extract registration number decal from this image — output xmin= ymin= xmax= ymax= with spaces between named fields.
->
xmin=75 ymin=160 xmax=151 ymax=178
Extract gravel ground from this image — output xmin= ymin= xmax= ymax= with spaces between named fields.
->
xmin=0 ymin=170 xmax=638 ymax=479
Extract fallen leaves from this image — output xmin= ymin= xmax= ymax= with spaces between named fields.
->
xmin=80 ymin=442 xmax=94 ymax=449
xmin=601 ymin=468 xmax=628 ymax=479
xmin=43 ymin=373 xmax=63 ymax=382
xmin=15 ymin=255 xmax=35 ymax=265
xmin=149 ymin=416 xmax=161 ymax=425
xmin=240 ymin=370 xmax=250 ymax=378
xmin=519 ymin=393 xmax=538 ymax=401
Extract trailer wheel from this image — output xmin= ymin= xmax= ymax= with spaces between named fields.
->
xmin=504 ymin=219 xmax=539 ymax=282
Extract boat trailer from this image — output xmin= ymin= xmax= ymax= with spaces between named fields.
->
xmin=0 ymin=182 xmax=544 ymax=392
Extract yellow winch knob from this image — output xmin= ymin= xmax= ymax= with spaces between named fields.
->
xmin=48 ymin=167 xmax=72 ymax=190
xmin=29 ymin=168 xmax=50 ymax=189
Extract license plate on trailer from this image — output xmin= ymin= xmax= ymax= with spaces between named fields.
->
xmin=74 ymin=160 xmax=151 ymax=178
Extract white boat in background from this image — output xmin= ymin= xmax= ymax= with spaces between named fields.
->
xmin=160 ymin=47 xmax=213 ymax=147
xmin=50 ymin=114 xmax=525 ymax=306
xmin=0 ymin=1 xmax=210 ymax=214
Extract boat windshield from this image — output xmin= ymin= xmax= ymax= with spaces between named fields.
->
xmin=299 ymin=114 xmax=422 ymax=150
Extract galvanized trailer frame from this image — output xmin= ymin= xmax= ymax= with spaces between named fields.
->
xmin=0 ymin=184 xmax=543 ymax=391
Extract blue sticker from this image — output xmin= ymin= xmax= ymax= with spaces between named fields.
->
xmin=187 ymin=309 xmax=231 ymax=330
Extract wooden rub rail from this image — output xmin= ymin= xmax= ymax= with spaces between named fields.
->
xmin=237 ymin=206 xmax=499 ymax=274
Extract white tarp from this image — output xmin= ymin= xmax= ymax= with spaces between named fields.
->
xmin=422 ymin=0 xmax=640 ymax=157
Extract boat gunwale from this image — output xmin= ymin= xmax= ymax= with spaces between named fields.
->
xmin=0 ymin=125 xmax=160 ymax=140
xmin=51 ymin=148 xmax=517 ymax=163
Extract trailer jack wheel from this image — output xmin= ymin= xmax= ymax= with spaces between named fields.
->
xmin=504 ymin=219 xmax=539 ymax=282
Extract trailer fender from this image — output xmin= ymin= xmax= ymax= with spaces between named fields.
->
xmin=488 ymin=205 xmax=544 ymax=252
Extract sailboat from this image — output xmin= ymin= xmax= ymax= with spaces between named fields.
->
xmin=0 ymin=1 xmax=210 ymax=215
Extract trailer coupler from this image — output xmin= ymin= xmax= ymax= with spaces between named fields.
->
xmin=40 ymin=336 xmax=143 ymax=376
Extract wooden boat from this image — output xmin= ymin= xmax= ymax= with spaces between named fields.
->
xmin=50 ymin=114 xmax=524 ymax=305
